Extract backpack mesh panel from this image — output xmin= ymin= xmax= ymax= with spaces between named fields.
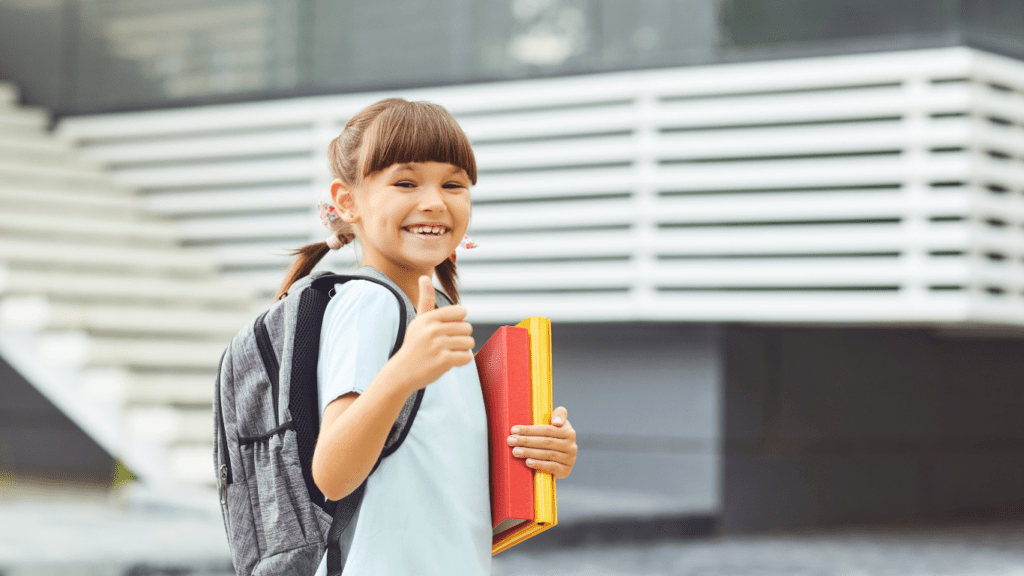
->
xmin=290 ymin=287 xmax=333 ymax=514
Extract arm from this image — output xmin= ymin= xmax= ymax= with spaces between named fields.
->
xmin=312 ymin=276 xmax=475 ymax=501
xmin=311 ymin=363 xmax=417 ymax=501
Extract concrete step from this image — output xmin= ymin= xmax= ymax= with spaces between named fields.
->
xmin=0 ymin=131 xmax=73 ymax=150
xmin=0 ymin=483 xmax=230 ymax=567
xmin=77 ymin=367 xmax=217 ymax=408
xmin=0 ymin=158 xmax=116 ymax=191
xmin=220 ymin=268 xmax=295 ymax=302
xmin=0 ymin=128 xmax=65 ymax=147
xmin=0 ymin=265 xmax=256 ymax=307
xmin=0 ymin=120 xmax=50 ymax=140
xmin=35 ymin=330 xmax=225 ymax=370
xmin=0 ymin=134 xmax=100 ymax=167
xmin=0 ymin=83 xmax=259 ymax=495
xmin=0 ymin=184 xmax=140 ymax=218
xmin=0 ymin=238 xmax=219 ymax=276
xmin=170 ymin=443 xmax=217 ymax=486
xmin=127 ymin=406 xmax=213 ymax=446
xmin=0 ymin=83 xmax=18 ymax=107
xmin=127 ymin=370 xmax=217 ymax=406
xmin=0 ymin=296 xmax=252 ymax=338
xmin=0 ymin=208 xmax=180 ymax=247
xmin=0 ymin=106 xmax=48 ymax=132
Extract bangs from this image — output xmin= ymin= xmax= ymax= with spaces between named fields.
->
xmin=361 ymin=101 xmax=477 ymax=185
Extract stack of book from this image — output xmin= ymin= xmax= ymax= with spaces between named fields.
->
xmin=475 ymin=317 xmax=557 ymax=555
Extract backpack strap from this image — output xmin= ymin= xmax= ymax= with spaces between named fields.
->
xmin=307 ymin=273 xmax=426 ymax=576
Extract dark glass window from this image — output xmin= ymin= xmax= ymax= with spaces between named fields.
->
xmin=0 ymin=0 xmax=1022 ymax=115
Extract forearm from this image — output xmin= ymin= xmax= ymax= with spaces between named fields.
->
xmin=312 ymin=362 xmax=413 ymax=501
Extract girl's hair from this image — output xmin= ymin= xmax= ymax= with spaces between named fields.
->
xmin=275 ymin=98 xmax=476 ymax=303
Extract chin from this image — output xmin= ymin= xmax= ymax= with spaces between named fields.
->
xmin=403 ymin=255 xmax=447 ymax=273
xmin=415 ymin=249 xmax=458 ymax=267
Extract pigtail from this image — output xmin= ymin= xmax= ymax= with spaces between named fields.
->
xmin=435 ymin=257 xmax=459 ymax=305
xmin=275 ymin=226 xmax=355 ymax=301
xmin=275 ymin=243 xmax=330 ymax=301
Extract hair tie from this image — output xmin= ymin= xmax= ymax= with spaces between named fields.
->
xmin=450 ymin=234 xmax=478 ymax=263
xmin=318 ymin=200 xmax=339 ymax=227
xmin=319 ymin=200 xmax=353 ymax=250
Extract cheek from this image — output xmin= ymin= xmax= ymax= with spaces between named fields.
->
xmin=371 ymin=208 xmax=402 ymax=233
xmin=452 ymin=198 xmax=472 ymax=226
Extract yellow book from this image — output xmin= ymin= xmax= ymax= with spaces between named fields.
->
xmin=491 ymin=316 xmax=558 ymax=555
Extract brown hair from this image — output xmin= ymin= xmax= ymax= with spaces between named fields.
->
xmin=275 ymin=98 xmax=476 ymax=303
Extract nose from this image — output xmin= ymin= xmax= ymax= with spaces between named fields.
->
xmin=418 ymin=184 xmax=446 ymax=212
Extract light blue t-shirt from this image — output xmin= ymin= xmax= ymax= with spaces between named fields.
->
xmin=314 ymin=279 xmax=492 ymax=576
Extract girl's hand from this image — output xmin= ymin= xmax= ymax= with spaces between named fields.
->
xmin=390 ymin=276 xmax=475 ymax=393
xmin=507 ymin=406 xmax=577 ymax=479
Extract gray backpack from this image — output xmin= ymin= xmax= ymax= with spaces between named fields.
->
xmin=214 ymin=270 xmax=424 ymax=575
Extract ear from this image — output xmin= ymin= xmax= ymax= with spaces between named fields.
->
xmin=330 ymin=178 xmax=359 ymax=224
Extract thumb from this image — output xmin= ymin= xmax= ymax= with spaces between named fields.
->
xmin=416 ymin=276 xmax=435 ymax=315
xmin=551 ymin=406 xmax=568 ymax=426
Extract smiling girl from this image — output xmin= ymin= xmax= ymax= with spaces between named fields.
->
xmin=274 ymin=98 xmax=577 ymax=575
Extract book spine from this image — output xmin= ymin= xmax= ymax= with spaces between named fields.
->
xmin=517 ymin=317 xmax=556 ymax=525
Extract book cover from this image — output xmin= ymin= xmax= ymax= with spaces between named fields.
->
xmin=475 ymin=326 xmax=534 ymax=536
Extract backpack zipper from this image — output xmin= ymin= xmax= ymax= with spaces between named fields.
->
xmin=253 ymin=311 xmax=281 ymax=426
xmin=218 ymin=419 xmax=232 ymax=486
xmin=215 ymin=349 xmax=232 ymax=491
xmin=219 ymin=465 xmax=228 ymax=505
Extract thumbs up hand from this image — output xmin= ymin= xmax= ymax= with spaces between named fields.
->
xmin=390 ymin=276 xmax=475 ymax=393
xmin=415 ymin=275 xmax=436 ymax=315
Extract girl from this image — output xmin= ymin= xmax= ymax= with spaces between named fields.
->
xmin=275 ymin=98 xmax=578 ymax=575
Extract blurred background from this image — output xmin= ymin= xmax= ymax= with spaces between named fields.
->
xmin=1 ymin=0 xmax=1024 ymax=574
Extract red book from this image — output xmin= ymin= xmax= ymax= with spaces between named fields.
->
xmin=475 ymin=326 xmax=534 ymax=537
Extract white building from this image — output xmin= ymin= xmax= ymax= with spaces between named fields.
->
xmin=1 ymin=0 xmax=1023 ymax=532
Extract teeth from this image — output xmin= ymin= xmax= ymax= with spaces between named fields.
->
xmin=407 ymin=225 xmax=447 ymax=235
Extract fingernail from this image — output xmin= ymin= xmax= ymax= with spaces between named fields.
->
xmin=510 ymin=427 xmax=520 ymax=435
xmin=525 ymin=459 xmax=535 ymax=467
xmin=512 ymin=447 xmax=523 ymax=456
xmin=507 ymin=436 xmax=516 ymax=446
xmin=552 ymin=416 xmax=563 ymax=425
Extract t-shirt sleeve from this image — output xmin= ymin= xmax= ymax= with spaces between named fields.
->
xmin=316 ymin=280 xmax=401 ymax=423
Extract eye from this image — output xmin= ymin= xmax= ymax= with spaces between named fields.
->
xmin=394 ymin=180 xmax=416 ymax=189
xmin=443 ymin=181 xmax=468 ymax=190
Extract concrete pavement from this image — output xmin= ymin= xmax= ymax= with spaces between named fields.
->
xmin=2 ymin=480 xmax=1023 ymax=575
xmin=493 ymin=520 xmax=1024 ymax=576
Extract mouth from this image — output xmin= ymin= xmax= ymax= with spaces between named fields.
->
xmin=402 ymin=224 xmax=451 ymax=237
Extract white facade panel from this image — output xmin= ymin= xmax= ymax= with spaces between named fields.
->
xmin=59 ymin=47 xmax=1024 ymax=326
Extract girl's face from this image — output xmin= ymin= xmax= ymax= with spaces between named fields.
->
xmin=334 ymin=161 xmax=472 ymax=279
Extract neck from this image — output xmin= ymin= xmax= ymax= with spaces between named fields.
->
xmin=361 ymin=256 xmax=433 ymax=306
